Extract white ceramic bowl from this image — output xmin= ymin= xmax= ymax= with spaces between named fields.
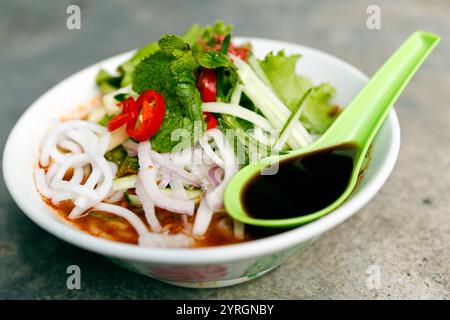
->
xmin=2 ymin=38 xmax=400 ymax=288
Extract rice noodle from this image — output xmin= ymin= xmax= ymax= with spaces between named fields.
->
xmin=137 ymin=141 xmax=195 ymax=215
xmin=36 ymin=120 xmax=115 ymax=219
xmin=149 ymin=149 xmax=201 ymax=187
xmin=37 ymin=117 xmax=245 ymax=247
xmin=34 ymin=168 xmax=55 ymax=198
xmin=138 ymin=232 xmax=194 ymax=248
xmin=40 ymin=120 xmax=109 ymax=166
xmin=45 ymin=163 xmax=59 ymax=184
xmin=93 ymin=202 xmax=149 ymax=237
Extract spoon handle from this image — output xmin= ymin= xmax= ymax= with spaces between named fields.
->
xmin=315 ymin=31 xmax=440 ymax=148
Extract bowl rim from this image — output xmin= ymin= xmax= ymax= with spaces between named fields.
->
xmin=2 ymin=37 xmax=400 ymax=264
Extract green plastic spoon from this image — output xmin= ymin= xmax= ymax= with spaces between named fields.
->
xmin=224 ymin=31 xmax=440 ymax=228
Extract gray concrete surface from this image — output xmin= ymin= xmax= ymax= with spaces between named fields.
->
xmin=0 ymin=0 xmax=449 ymax=299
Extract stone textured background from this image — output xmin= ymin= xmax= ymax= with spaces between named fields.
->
xmin=0 ymin=0 xmax=449 ymax=299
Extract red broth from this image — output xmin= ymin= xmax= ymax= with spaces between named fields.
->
xmin=44 ymin=197 xmax=262 ymax=247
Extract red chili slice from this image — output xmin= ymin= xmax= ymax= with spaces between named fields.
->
xmin=204 ymin=112 xmax=218 ymax=129
xmin=197 ymin=68 xmax=217 ymax=103
xmin=107 ymin=90 xmax=166 ymax=142
xmin=107 ymin=97 xmax=138 ymax=132
xmin=125 ymin=90 xmax=166 ymax=142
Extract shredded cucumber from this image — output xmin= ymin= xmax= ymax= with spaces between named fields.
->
xmin=274 ymin=88 xmax=312 ymax=150
xmin=112 ymin=175 xmax=138 ymax=191
xmin=231 ymin=55 xmax=313 ymax=149
xmin=161 ymin=188 xmax=203 ymax=201
xmin=123 ymin=193 xmax=142 ymax=207
xmin=123 ymin=188 xmax=203 ymax=207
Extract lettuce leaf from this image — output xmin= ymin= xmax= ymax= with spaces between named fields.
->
xmin=300 ymin=83 xmax=337 ymax=134
xmin=259 ymin=50 xmax=338 ymax=134
xmin=95 ymin=69 xmax=123 ymax=94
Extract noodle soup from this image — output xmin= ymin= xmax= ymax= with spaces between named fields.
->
xmin=34 ymin=22 xmax=342 ymax=248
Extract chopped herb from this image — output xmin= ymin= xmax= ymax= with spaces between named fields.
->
xmin=221 ymin=34 xmax=231 ymax=54
xmin=88 ymin=211 xmax=121 ymax=221
xmin=113 ymin=93 xmax=129 ymax=102
xmin=95 ymin=69 xmax=123 ymax=94
xmin=98 ymin=114 xmax=112 ymax=127
xmin=117 ymin=156 xmax=139 ymax=177
xmin=123 ymin=192 xmax=133 ymax=204
xmin=132 ymin=35 xmax=205 ymax=153
xmin=105 ymin=145 xmax=127 ymax=168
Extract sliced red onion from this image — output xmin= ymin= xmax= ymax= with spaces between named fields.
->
xmin=169 ymin=174 xmax=188 ymax=200
xmin=123 ymin=139 xmax=139 ymax=156
xmin=207 ymin=166 xmax=224 ymax=187
xmin=135 ymin=179 xmax=162 ymax=232
xmin=200 ymin=137 xmax=224 ymax=168
xmin=160 ymin=147 xmax=193 ymax=166
xmin=149 ymin=150 xmax=201 ymax=187
xmin=105 ymin=191 xmax=124 ymax=203
xmin=192 ymin=196 xmax=214 ymax=237
xmin=138 ymin=141 xmax=195 ymax=215
xmin=157 ymin=168 xmax=171 ymax=189
xmin=200 ymin=129 xmax=239 ymax=211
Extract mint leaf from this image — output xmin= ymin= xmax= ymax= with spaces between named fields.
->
xmin=150 ymin=109 xmax=195 ymax=152
xmin=113 ymin=93 xmax=129 ymax=102
xmin=159 ymin=34 xmax=190 ymax=52
xmin=198 ymin=50 xmax=236 ymax=70
xmin=131 ymin=35 xmax=206 ymax=152
xmin=118 ymin=41 xmax=159 ymax=87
